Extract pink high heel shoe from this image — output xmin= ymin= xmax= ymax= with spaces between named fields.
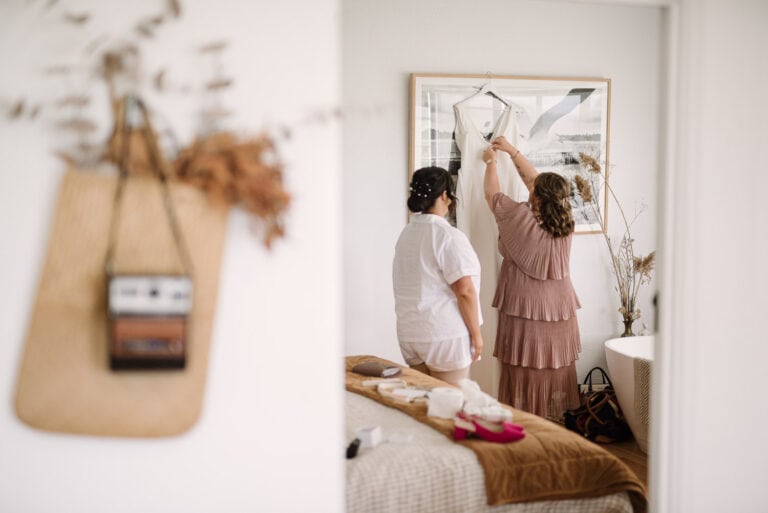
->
xmin=453 ymin=413 xmax=526 ymax=443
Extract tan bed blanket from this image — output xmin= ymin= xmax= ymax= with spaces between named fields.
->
xmin=346 ymin=355 xmax=647 ymax=513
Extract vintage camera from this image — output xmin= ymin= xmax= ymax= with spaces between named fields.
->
xmin=107 ymin=274 xmax=192 ymax=370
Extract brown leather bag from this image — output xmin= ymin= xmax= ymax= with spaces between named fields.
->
xmin=563 ymin=367 xmax=632 ymax=443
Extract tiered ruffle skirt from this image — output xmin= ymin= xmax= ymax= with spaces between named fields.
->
xmin=494 ymin=314 xmax=581 ymax=420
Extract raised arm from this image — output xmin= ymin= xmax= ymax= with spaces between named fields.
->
xmin=482 ymin=146 xmax=500 ymax=211
xmin=491 ymin=136 xmax=538 ymax=195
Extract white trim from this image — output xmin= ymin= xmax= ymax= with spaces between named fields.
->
xmin=648 ymin=2 xmax=710 ymax=512
xmin=650 ymin=2 xmax=681 ymax=511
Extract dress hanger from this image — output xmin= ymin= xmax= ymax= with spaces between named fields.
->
xmin=479 ymin=81 xmax=509 ymax=106
xmin=454 ymin=75 xmax=509 ymax=107
xmin=453 ymin=74 xmax=510 ymax=142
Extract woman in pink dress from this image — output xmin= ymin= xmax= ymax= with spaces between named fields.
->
xmin=481 ymin=137 xmax=581 ymax=420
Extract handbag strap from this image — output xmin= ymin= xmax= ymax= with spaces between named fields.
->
xmin=585 ymin=391 xmax=612 ymax=425
xmin=104 ymin=95 xmax=193 ymax=277
xmin=583 ymin=366 xmax=614 ymax=391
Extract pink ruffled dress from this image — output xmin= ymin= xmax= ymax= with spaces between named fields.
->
xmin=491 ymin=192 xmax=582 ymax=419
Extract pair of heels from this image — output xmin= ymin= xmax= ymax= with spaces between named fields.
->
xmin=453 ymin=413 xmax=526 ymax=443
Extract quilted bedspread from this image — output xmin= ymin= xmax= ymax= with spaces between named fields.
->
xmin=345 ymin=355 xmax=647 ymax=513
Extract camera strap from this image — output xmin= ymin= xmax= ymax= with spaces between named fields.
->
xmin=104 ymin=95 xmax=194 ymax=277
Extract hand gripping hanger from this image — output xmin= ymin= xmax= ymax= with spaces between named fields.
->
xmin=104 ymin=95 xmax=194 ymax=278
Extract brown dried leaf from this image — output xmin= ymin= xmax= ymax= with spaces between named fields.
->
xmin=200 ymin=106 xmax=233 ymax=121
xmin=56 ymin=117 xmax=98 ymax=133
xmin=9 ymin=100 xmax=24 ymax=119
xmin=633 ymin=251 xmax=656 ymax=277
xmin=574 ymin=174 xmax=594 ymax=203
xmin=63 ymin=12 xmax=89 ymax=25
xmin=199 ymin=40 xmax=228 ymax=53
xmin=102 ymin=51 xmax=124 ymax=79
xmin=205 ymin=78 xmax=233 ymax=90
xmin=55 ymin=151 xmax=77 ymax=165
xmin=578 ymin=152 xmax=602 ymax=174
xmin=168 ymin=0 xmax=182 ymax=18
xmin=56 ymin=95 xmax=90 ymax=108
xmin=135 ymin=21 xmax=155 ymax=38
xmin=154 ymin=69 xmax=166 ymax=92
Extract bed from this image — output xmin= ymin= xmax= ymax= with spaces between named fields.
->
xmin=345 ymin=356 xmax=646 ymax=513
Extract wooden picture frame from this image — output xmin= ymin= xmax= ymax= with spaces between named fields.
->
xmin=409 ymin=73 xmax=611 ymax=233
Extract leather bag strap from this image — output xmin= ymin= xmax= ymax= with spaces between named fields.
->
xmin=104 ymin=95 xmax=193 ymax=277
xmin=583 ymin=366 xmax=614 ymax=391
xmin=585 ymin=392 xmax=611 ymax=425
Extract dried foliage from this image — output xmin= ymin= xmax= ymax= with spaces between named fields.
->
xmin=56 ymin=95 xmax=90 ymax=108
xmin=576 ymin=152 xmax=656 ymax=332
xmin=56 ymin=117 xmax=98 ymax=133
xmin=205 ymin=78 xmax=232 ymax=91
xmin=153 ymin=69 xmax=167 ymax=92
xmin=6 ymin=0 xmax=294 ymax=248
xmin=573 ymin=174 xmax=593 ymax=203
xmin=9 ymin=100 xmax=25 ymax=119
xmin=173 ymin=132 xmax=290 ymax=247
xmin=199 ymin=41 xmax=228 ymax=53
xmin=62 ymin=12 xmax=89 ymax=25
xmin=168 ymin=0 xmax=182 ymax=18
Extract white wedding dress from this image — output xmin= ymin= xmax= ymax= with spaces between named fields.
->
xmin=453 ymin=97 xmax=526 ymax=392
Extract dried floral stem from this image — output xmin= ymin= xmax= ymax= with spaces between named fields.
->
xmin=576 ymin=153 xmax=655 ymax=329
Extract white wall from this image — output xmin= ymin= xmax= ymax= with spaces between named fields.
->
xmin=342 ymin=0 xmax=662 ymax=387
xmin=0 ymin=1 xmax=343 ymax=512
xmin=654 ymin=1 xmax=768 ymax=511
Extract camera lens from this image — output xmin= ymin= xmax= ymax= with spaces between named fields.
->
xmin=150 ymin=288 xmax=159 ymax=297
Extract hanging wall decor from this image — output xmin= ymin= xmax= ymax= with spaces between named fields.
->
xmin=410 ymin=73 xmax=611 ymax=234
xmin=14 ymin=97 xmax=229 ymax=438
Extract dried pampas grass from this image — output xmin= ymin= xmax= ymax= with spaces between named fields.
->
xmin=576 ymin=153 xmax=655 ymax=333
xmin=573 ymin=174 xmax=593 ymax=203
xmin=633 ymin=252 xmax=656 ymax=282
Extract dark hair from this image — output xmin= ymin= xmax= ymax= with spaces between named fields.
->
xmin=532 ymin=172 xmax=574 ymax=238
xmin=407 ymin=167 xmax=456 ymax=213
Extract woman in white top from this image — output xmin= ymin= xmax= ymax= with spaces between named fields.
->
xmin=392 ymin=167 xmax=483 ymax=385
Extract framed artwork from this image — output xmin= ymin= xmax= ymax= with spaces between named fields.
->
xmin=409 ymin=73 xmax=611 ymax=233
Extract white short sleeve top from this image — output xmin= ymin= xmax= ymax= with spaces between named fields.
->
xmin=392 ymin=213 xmax=482 ymax=343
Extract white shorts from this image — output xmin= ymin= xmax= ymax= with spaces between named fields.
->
xmin=399 ymin=334 xmax=473 ymax=372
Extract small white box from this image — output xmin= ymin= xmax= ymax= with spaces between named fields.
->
xmin=355 ymin=426 xmax=382 ymax=449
